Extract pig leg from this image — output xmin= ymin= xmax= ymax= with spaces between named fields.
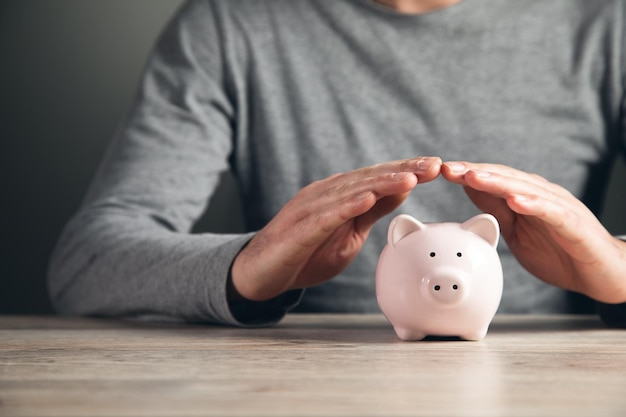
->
xmin=461 ymin=326 xmax=489 ymax=341
xmin=394 ymin=327 xmax=426 ymax=341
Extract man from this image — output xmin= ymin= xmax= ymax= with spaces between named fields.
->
xmin=49 ymin=0 xmax=626 ymax=326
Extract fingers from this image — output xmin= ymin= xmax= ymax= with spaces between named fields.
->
xmin=279 ymin=156 xmax=442 ymax=260
xmin=289 ymin=156 xmax=442 ymax=225
xmin=350 ymin=156 xmax=442 ymax=183
xmin=441 ymin=161 xmax=589 ymax=243
xmin=442 ymin=161 xmax=575 ymax=210
xmin=355 ymin=192 xmax=411 ymax=234
xmin=442 ymin=161 xmax=572 ymax=200
xmin=461 ymin=185 xmax=517 ymax=230
xmin=367 ymin=156 xmax=443 ymax=183
xmin=307 ymin=156 xmax=442 ymax=196
xmin=289 ymin=174 xmax=414 ymax=249
xmin=305 ymin=156 xmax=442 ymax=228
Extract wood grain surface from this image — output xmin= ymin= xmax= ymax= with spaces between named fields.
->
xmin=1 ymin=314 xmax=625 ymax=417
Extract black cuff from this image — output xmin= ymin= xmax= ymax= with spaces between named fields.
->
xmin=229 ymin=289 xmax=304 ymax=327
xmin=599 ymin=302 xmax=626 ymax=328
xmin=599 ymin=236 xmax=626 ymax=327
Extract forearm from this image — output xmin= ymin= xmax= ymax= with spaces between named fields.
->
xmin=48 ymin=206 xmax=256 ymax=325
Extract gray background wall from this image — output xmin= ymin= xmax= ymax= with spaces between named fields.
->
xmin=1 ymin=0 xmax=625 ymax=314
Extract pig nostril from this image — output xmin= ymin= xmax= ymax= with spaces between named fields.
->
xmin=434 ymin=285 xmax=440 ymax=291
xmin=453 ymin=284 xmax=458 ymax=290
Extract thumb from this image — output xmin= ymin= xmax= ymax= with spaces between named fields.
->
xmin=463 ymin=186 xmax=515 ymax=229
xmin=355 ymin=192 xmax=410 ymax=234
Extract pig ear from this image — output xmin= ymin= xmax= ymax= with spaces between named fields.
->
xmin=388 ymin=214 xmax=426 ymax=247
xmin=461 ymin=214 xmax=500 ymax=248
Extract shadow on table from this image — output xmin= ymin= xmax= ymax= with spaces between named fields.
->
xmin=487 ymin=314 xmax=607 ymax=333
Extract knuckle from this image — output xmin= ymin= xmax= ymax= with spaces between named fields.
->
xmin=529 ymin=172 xmax=548 ymax=182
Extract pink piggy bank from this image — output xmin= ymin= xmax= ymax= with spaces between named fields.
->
xmin=376 ymin=214 xmax=503 ymax=341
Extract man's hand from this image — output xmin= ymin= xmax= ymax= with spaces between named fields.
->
xmin=229 ymin=157 xmax=442 ymax=302
xmin=441 ymin=161 xmax=626 ymax=304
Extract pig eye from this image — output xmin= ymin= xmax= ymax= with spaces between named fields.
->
xmin=429 ymin=252 xmax=436 ymax=257
xmin=457 ymin=252 xmax=462 ymax=257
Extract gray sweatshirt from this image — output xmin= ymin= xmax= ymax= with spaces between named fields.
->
xmin=48 ymin=0 xmax=626 ymax=326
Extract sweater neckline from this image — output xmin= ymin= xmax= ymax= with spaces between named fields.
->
xmin=358 ymin=0 xmax=472 ymax=19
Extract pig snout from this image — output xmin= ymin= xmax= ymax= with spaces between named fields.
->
xmin=422 ymin=267 xmax=468 ymax=306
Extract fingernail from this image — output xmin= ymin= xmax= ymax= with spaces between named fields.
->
xmin=392 ymin=172 xmax=410 ymax=180
xmin=473 ymin=169 xmax=491 ymax=179
xmin=445 ymin=161 xmax=466 ymax=173
xmin=512 ymin=194 xmax=529 ymax=202
xmin=416 ymin=157 xmax=441 ymax=172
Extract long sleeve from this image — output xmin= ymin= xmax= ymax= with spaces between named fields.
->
xmin=47 ymin=1 xmax=299 ymax=325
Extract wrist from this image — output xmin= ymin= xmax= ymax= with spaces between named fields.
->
xmin=230 ymin=249 xmax=291 ymax=302
xmin=226 ymin=273 xmax=246 ymax=302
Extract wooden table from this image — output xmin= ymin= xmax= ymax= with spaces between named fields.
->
xmin=1 ymin=314 xmax=625 ymax=417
